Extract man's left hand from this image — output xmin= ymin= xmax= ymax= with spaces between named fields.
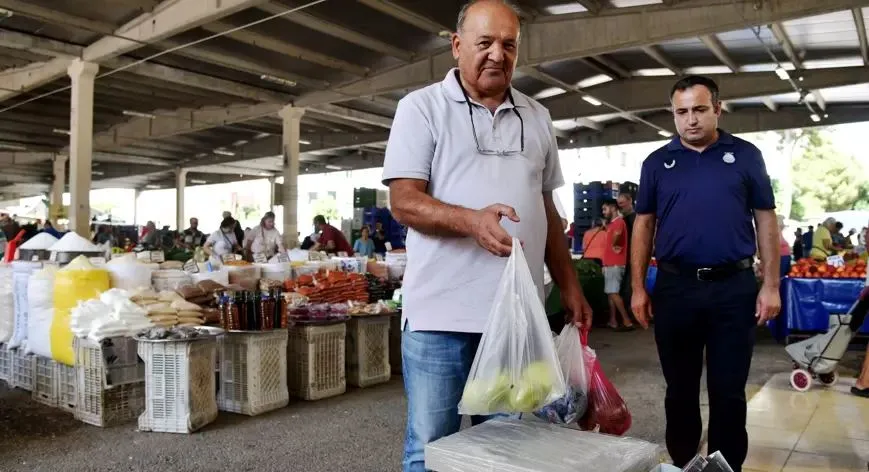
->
xmin=755 ymin=284 xmax=781 ymax=326
xmin=562 ymin=285 xmax=593 ymax=330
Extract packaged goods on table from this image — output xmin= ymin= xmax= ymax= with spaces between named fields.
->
xmin=286 ymin=271 xmax=369 ymax=304
xmin=151 ymin=270 xmax=192 ymax=292
xmin=48 ymin=233 xmax=104 ymax=264
xmin=26 ymin=266 xmax=57 ymax=358
xmin=10 ymin=261 xmax=41 ymax=348
xmin=52 ymin=256 xmax=110 ymax=365
xmin=69 ymin=288 xmax=154 ymax=342
xmin=106 ymin=254 xmax=158 ymax=291
xmin=217 ymin=288 xmax=286 ymax=331
xmin=287 ymin=303 xmax=349 ymax=326
xmin=0 ymin=264 xmax=13 ymax=343
xmin=365 ymin=273 xmax=396 ymax=302
xmin=346 ymin=300 xmax=399 ymax=316
xmin=424 ymin=418 xmax=663 ymax=472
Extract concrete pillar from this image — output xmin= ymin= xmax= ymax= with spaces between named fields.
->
xmin=175 ymin=167 xmax=187 ymax=231
xmin=49 ymin=153 xmax=68 ymax=224
xmin=279 ymin=106 xmax=305 ymax=249
xmin=268 ymin=176 xmax=277 ymax=211
xmin=133 ymin=188 xmax=141 ymax=225
xmin=66 ymin=59 xmax=99 ymax=238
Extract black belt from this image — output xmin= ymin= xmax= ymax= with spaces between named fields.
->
xmin=657 ymin=258 xmax=753 ymax=282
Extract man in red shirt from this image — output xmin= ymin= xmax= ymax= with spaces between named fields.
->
xmin=312 ymin=214 xmax=354 ymax=255
xmin=602 ymin=200 xmax=634 ymax=331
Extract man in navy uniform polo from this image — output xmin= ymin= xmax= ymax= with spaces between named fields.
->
xmin=630 ymin=75 xmax=781 ymax=472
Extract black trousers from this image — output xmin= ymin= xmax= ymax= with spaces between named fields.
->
xmin=653 ymin=268 xmax=757 ymax=472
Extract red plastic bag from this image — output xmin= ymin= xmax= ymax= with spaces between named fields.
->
xmin=579 ymin=330 xmax=632 ymax=435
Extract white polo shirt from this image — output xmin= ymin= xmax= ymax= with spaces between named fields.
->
xmin=382 ymin=68 xmax=564 ymax=333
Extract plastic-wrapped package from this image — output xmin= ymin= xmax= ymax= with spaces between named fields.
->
xmin=26 ymin=266 xmax=57 ymax=357
xmin=533 ymin=324 xmax=588 ymax=424
xmin=0 ymin=264 xmax=13 ymax=343
xmin=459 ymin=239 xmax=566 ymax=415
xmin=106 ymin=254 xmax=157 ymax=291
xmin=424 ymin=418 xmax=664 ymax=472
xmin=580 ymin=332 xmax=632 ymax=436
xmin=10 ymin=261 xmax=41 ymax=348
xmin=51 ymin=256 xmax=110 ymax=365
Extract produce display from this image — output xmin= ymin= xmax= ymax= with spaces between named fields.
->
xmin=788 ymin=258 xmax=866 ymax=279
xmin=136 ymin=326 xmax=215 ymax=341
xmin=366 ymin=273 xmax=396 ymax=303
xmin=285 ymin=271 xmax=368 ymax=304
xmin=287 ymin=303 xmax=350 ymax=325
xmin=346 ymin=300 xmax=399 ymax=316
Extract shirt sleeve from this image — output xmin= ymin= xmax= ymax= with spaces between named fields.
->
xmin=542 ymin=118 xmax=565 ymax=193
xmin=635 ymin=156 xmax=657 ymax=214
xmin=745 ymin=148 xmax=776 ymax=210
xmin=382 ymin=96 xmax=435 ymax=185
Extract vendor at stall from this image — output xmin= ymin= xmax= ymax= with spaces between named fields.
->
xmin=244 ymin=211 xmax=285 ymax=260
xmin=181 ymin=217 xmax=205 ymax=249
xmin=353 ymin=226 xmax=376 ymax=258
xmin=372 ymin=221 xmax=388 ymax=255
xmin=312 ymin=214 xmax=353 ymax=255
xmin=810 ymin=217 xmax=839 ymax=260
xmin=203 ymin=216 xmax=241 ymax=265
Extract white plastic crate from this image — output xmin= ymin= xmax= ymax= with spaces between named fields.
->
xmin=0 ymin=343 xmax=10 ymax=383
xmin=10 ymin=348 xmax=34 ymax=390
xmin=138 ymin=338 xmax=218 ymax=434
xmin=346 ymin=316 xmax=391 ymax=388
xmin=32 ymin=356 xmax=59 ymax=407
xmin=57 ymin=363 xmax=76 ymax=412
xmin=73 ymin=337 xmax=145 ymax=427
xmin=287 ymin=323 xmax=346 ymax=400
xmin=218 ymin=330 xmax=288 ymax=416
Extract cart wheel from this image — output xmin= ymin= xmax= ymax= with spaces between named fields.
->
xmin=790 ymin=369 xmax=812 ymax=392
xmin=819 ymin=371 xmax=838 ymax=387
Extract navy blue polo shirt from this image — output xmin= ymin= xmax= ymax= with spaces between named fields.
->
xmin=635 ymin=130 xmax=775 ymax=266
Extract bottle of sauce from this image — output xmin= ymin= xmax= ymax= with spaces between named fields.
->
xmin=248 ymin=290 xmax=258 ymax=331
xmin=227 ymin=291 xmax=241 ymax=331
xmin=237 ymin=291 xmax=248 ymax=331
xmin=272 ymin=287 xmax=283 ymax=329
xmin=260 ymin=291 xmax=275 ymax=330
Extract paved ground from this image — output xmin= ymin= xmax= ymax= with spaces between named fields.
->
xmin=0 ymin=328 xmax=862 ymax=472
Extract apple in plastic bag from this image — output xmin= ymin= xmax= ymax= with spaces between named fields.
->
xmin=463 ymin=373 xmax=512 ymax=412
xmin=509 ymin=362 xmax=555 ymax=411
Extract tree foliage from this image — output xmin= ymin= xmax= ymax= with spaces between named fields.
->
xmin=777 ymin=128 xmax=869 ymax=219
xmin=312 ymin=196 xmax=339 ymax=223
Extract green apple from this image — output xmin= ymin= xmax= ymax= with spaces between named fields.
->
xmin=462 ymin=373 xmax=513 ymax=412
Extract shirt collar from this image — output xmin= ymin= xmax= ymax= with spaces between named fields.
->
xmin=666 ymin=128 xmax=733 ymax=152
xmin=441 ymin=68 xmax=526 ymax=109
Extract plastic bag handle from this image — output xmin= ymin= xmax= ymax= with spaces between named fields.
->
xmin=580 ymin=327 xmax=589 ymax=346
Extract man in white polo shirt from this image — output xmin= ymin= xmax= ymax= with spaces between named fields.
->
xmin=382 ymin=1 xmax=593 ymax=470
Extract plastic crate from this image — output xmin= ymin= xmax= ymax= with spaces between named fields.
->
xmin=218 ymin=330 xmax=288 ymax=416
xmin=287 ymin=323 xmax=346 ymax=400
xmin=57 ymin=363 xmax=76 ymax=412
xmin=73 ymin=337 xmax=145 ymax=427
xmin=0 ymin=344 xmax=10 ymax=383
xmin=389 ymin=314 xmax=402 ymax=376
xmin=138 ymin=338 xmax=218 ymax=434
xmin=10 ymin=348 xmax=34 ymax=391
xmin=32 ymin=356 xmax=59 ymax=407
xmin=346 ymin=316 xmax=391 ymax=388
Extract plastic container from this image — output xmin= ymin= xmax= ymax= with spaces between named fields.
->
xmin=217 ymin=330 xmax=288 ymax=416
xmin=346 ymin=316 xmax=391 ymax=388
xmin=10 ymin=347 xmax=34 ymax=390
xmin=57 ymin=363 xmax=76 ymax=412
xmin=138 ymin=337 xmax=218 ymax=433
xmin=32 ymin=356 xmax=59 ymax=407
xmin=288 ymin=323 xmax=346 ymax=400
xmin=73 ymin=337 xmax=145 ymax=427
xmin=0 ymin=343 xmax=10 ymax=383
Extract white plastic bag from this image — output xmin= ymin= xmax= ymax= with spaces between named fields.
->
xmin=459 ymin=238 xmax=566 ymax=415
xmin=533 ymin=324 xmax=589 ymax=424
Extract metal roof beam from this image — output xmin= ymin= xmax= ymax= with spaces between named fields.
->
xmin=258 ymin=3 xmax=414 ymax=61
xmin=769 ymin=22 xmax=804 ymax=69
xmin=699 ymin=34 xmax=739 ymax=72
xmin=200 ymin=22 xmax=369 ymax=75
xmin=356 ymin=0 xmax=450 ymax=34
xmin=762 ymin=97 xmax=778 ymax=112
xmin=295 ymin=0 xmax=869 ymax=107
xmin=0 ymin=29 xmax=82 ymax=58
xmin=567 ymin=105 xmax=869 ymax=148
xmin=307 ymin=103 xmax=393 ymax=128
xmin=853 ymin=8 xmax=869 ymax=66
xmin=575 ymin=1 xmax=608 ymax=14
xmin=640 ymin=45 xmax=683 ymax=75
xmin=541 ymin=66 xmax=869 ymax=121
xmin=0 ymin=0 xmax=271 ymax=102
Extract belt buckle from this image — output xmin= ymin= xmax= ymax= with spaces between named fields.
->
xmin=697 ymin=267 xmax=712 ymax=281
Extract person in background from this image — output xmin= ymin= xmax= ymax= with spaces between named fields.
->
xmin=778 ymin=215 xmax=792 ymax=279
xmin=832 ymin=221 xmax=851 ymax=250
xmin=312 ymin=214 xmax=354 ymax=255
xmin=93 ymin=225 xmax=114 ymax=246
xmin=810 ymin=218 xmax=838 ymax=260
xmin=582 ymin=218 xmax=607 ymax=266
xmin=1 ymin=213 xmax=20 ymax=243
xmin=203 ymin=217 xmax=241 ymax=265
xmin=803 ymin=225 xmax=814 ymax=256
xmin=140 ymin=221 xmax=158 ymax=248
xmin=792 ymin=228 xmax=804 ymax=260
xmin=244 ymin=211 xmax=285 ymax=260
xmin=353 ymin=226 xmax=376 ymax=258
xmin=381 ymin=2 xmax=592 ymax=470
xmin=372 ymin=221 xmax=388 ymax=255
xmin=631 ymin=75 xmax=780 ymax=472
xmin=617 ymin=191 xmax=637 ymax=322
xmin=602 ymin=200 xmax=634 ymax=331
xmin=42 ymin=220 xmax=62 ymax=239
xmin=181 ymin=217 xmax=205 ymax=249
xmin=222 ymin=211 xmax=246 ymax=248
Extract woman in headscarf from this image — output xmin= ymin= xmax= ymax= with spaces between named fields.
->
xmin=203 ymin=216 xmax=242 ymax=266
xmin=244 ymin=211 xmax=285 ymax=260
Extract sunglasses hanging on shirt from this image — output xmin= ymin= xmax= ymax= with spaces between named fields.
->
xmin=454 ymin=69 xmax=524 ymax=156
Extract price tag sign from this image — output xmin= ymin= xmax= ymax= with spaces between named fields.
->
xmin=253 ymin=253 xmax=267 ymax=263
xmin=136 ymin=251 xmax=150 ymax=261
xmin=221 ymin=253 xmax=238 ymax=263
xmin=150 ymin=251 xmax=165 ymax=263
xmin=31 ymin=255 xmax=39 ymax=262
xmin=276 ymin=253 xmax=289 ymax=263
xmin=182 ymin=259 xmax=200 ymax=274
xmin=49 ymin=251 xmax=57 ymax=262
xmin=827 ymin=255 xmax=845 ymax=268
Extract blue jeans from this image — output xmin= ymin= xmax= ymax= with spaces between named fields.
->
xmin=401 ymin=330 xmax=502 ymax=472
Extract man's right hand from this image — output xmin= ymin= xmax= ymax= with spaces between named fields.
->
xmin=469 ymin=204 xmax=520 ymax=257
xmin=631 ymin=288 xmax=654 ymax=329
